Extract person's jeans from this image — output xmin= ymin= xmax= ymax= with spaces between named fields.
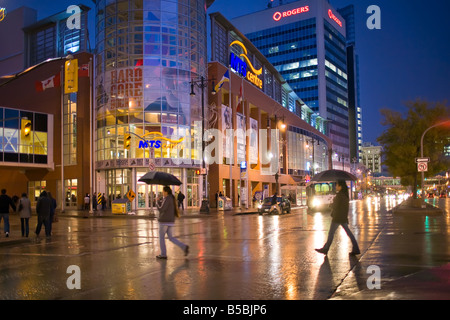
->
xmin=0 ymin=214 xmax=10 ymax=233
xmin=323 ymin=222 xmax=360 ymax=252
xmin=21 ymin=218 xmax=29 ymax=237
xmin=159 ymin=224 xmax=187 ymax=257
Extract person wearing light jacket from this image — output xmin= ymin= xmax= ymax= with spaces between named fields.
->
xmin=18 ymin=193 xmax=32 ymax=237
xmin=156 ymin=186 xmax=189 ymax=259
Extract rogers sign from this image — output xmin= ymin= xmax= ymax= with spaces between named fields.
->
xmin=328 ymin=9 xmax=342 ymax=27
xmin=273 ymin=5 xmax=309 ymax=21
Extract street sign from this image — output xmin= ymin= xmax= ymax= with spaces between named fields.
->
xmin=415 ymin=157 xmax=430 ymax=163
xmin=417 ymin=162 xmax=428 ymax=172
xmin=126 ymin=189 xmax=136 ymax=202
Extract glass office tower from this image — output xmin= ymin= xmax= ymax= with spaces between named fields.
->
xmin=94 ymin=0 xmax=212 ymax=209
xmin=232 ymin=0 xmax=351 ymax=171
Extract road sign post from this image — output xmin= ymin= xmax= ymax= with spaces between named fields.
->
xmin=417 ymin=162 xmax=428 ymax=172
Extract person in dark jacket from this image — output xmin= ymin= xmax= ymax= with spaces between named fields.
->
xmin=35 ymin=191 xmax=52 ymax=239
xmin=47 ymin=192 xmax=57 ymax=234
xmin=177 ymin=191 xmax=185 ymax=210
xmin=315 ymin=180 xmax=360 ymax=255
xmin=0 ymin=189 xmax=16 ymax=237
xmin=156 ymin=186 xmax=189 ymax=259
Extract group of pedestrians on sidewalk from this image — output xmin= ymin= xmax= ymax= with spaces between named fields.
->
xmin=0 ymin=189 xmax=56 ymax=239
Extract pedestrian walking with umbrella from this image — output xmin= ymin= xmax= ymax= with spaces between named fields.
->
xmin=138 ymin=171 xmax=188 ymax=259
xmin=155 ymin=186 xmax=189 ymax=259
xmin=315 ymin=179 xmax=360 ymax=255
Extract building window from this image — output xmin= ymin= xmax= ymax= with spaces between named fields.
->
xmin=63 ymin=93 xmax=77 ymax=165
xmin=28 ymin=180 xmax=46 ymax=206
xmin=30 ymin=25 xmax=56 ymax=66
xmin=0 ymin=108 xmax=48 ymax=164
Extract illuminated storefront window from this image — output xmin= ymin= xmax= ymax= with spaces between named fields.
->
xmin=0 ymin=108 xmax=48 ymax=164
xmin=28 ymin=180 xmax=46 ymax=206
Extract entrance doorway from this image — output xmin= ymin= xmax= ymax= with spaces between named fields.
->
xmin=187 ymin=184 xmax=199 ymax=208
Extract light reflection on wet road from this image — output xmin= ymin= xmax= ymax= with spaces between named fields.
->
xmin=0 ymin=197 xmax=449 ymax=300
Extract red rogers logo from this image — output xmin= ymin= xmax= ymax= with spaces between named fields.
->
xmin=273 ymin=5 xmax=309 ymax=21
xmin=328 ymin=9 xmax=342 ymax=27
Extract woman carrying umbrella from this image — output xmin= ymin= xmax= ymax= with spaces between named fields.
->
xmin=315 ymin=180 xmax=360 ymax=255
xmin=156 ymin=186 xmax=189 ymax=259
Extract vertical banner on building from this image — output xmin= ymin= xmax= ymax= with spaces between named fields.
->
xmin=249 ymin=118 xmax=258 ymax=164
xmin=236 ymin=113 xmax=246 ymax=164
xmin=221 ymin=105 xmax=232 ymax=162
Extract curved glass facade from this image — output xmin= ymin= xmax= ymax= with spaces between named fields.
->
xmin=95 ymin=0 xmax=207 ymax=163
xmin=94 ymin=0 xmax=208 ymax=206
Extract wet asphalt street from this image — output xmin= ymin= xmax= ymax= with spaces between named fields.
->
xmin=0 ymin=197 xmax=449 ymax=300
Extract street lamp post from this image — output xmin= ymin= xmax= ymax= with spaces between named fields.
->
xmin=190 ymin=76 xmax=215 ymax=213
xmin=420 ymin=120 xmax=450 ymax=198
xmin=306 ymin=137 xmax=320 ymax=176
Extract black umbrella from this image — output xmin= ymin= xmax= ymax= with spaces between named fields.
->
xmin=138 ymin=171 xmax=182 ymax=186
xmin=310 ymin=169 xmax=357 ymax=182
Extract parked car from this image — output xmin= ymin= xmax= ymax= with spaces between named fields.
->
xmin=258 ymin=196 xmax=291 ymax=215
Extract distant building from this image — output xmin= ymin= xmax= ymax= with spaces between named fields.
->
xmin=232 ymin=0 xmax=353 ymax=171
xmin=361 ymin=142 xmax=382 ymax=173
xmin=0 ymin=5 xmax=90 ymax=77
xmin=23 ymin=5 xmax=90 ymax=67
xmin=0 ymin=7 xmax=37 ymax=76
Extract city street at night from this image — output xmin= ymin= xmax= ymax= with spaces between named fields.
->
xmin=0 ymin=197 xmax=449 ymax=301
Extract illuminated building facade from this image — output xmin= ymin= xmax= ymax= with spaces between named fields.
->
xmin=208 ymin=12 xmax=332 ymax=207
xmin=232 ymin=0 xmax=352 ymax=171
xmin=0 ymin=52 xmax=93 ymax=209
xmin=93 ymin=0 xmax=215 ymax=209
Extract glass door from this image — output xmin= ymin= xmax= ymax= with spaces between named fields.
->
xmin=137 ymin=183 xmax=147 ymax=208
xmin=187 ymin=184 xmax=199 ymax=208
xmin=65 ymin=179 xmax=78 ymax=208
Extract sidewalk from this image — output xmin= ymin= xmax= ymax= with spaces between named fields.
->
xmin=56 ymin=205 xmax=275 ymax=219
xmin=58 ymin=205 xmax=307 ymax=219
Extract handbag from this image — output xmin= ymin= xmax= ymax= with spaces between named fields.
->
xmin=18 ymin=199 xmax=23 ymax=211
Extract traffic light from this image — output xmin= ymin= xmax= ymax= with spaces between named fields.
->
xmin=124 ymin=133 xmax=131 ymax=150
xmin=21 ymin=118 xmax=32 ymax=141
xmin=64 ymin=59 xmax=78 ymax=94
xmin=195 ymin=168 xmax=206 ymax=175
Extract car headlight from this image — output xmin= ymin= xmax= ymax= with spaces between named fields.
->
xmin=312 ymin=197 xmax=322 ymax=207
